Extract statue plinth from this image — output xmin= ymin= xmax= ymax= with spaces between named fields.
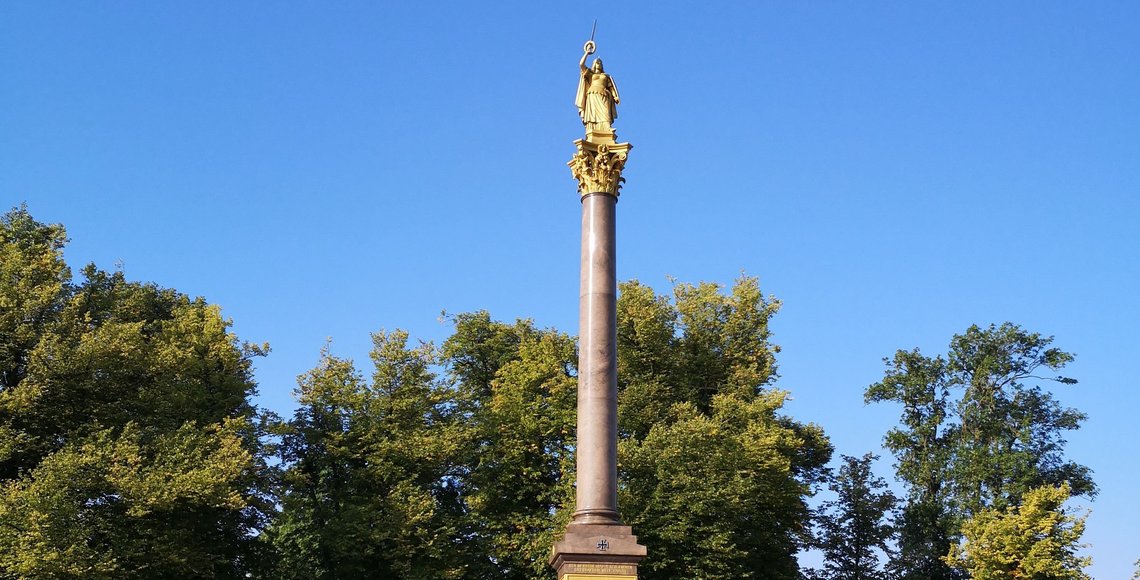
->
xmin=585 ymin=128 xmax=618 ymax=145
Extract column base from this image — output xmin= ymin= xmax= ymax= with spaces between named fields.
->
xmin=550 ymin=523 xmax=646 ymax=579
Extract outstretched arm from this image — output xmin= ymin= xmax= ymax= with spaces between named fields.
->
xmin=580 ymin=40 xmax=595 ymax=73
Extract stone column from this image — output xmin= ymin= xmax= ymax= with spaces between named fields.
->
xmin=575 ymin=190 xmax=619 ymax=525
xmin=550 ymin=133 xmax=646 ymax=580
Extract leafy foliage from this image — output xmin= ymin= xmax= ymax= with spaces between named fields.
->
xmin=271 ymin=315 xmax=577 ymax=579
xmin=865 ymin=349 xmax=965 ymax=580
xmin=451 ymin=319 xmax=578 ymax=579
xmin=0 ymin=207 xmax=272 ymax=577
xmin=270 ymin=332 xmax=468 ymax=578
xmin=946 ymin=483 xmax=1091 ymax=579
xmin=0 ymin=420 xmax=258 ymax=577
xmin=622 ymin=391 xmax=828 ymax=579
xmin=617 ymin=278 xmax=830 ymax=579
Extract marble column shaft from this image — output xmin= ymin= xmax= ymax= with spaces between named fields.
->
xmin=575 ymin=192 xmax=619 ymax=525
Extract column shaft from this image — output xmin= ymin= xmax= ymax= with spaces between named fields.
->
xmin=575 ymin=192 xmax=619 ymax=524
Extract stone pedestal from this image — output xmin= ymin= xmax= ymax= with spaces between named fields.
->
xmin=551 ymin=133 xmax=644 ymax=578
xmin=550 ymin=523 xmax=646 ymax=579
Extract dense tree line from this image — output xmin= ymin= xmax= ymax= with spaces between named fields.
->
xmin=267 ymin=277 xmax=831 ymax=579
xmin=1 ymin=207 xmax=1100 ymax=578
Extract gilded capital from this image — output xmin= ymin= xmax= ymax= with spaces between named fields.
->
xmin=568 ymin=139 xmax=632 ymax=198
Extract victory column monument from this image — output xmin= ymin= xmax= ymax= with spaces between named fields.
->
xmin=549 ymin=35 xmax=647 ymax=580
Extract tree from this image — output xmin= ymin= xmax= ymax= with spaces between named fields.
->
xmin=616 ymin=278 xmax=831 ymax=579
xmin=945 ymin=483 xmax=1091 ymax=579
xmin=865 ymin=349 xmax=964 ymax=580
xmin=811 ymin=453 xmax=897 ymax=580
xmin=446 ymin=315 xmax=578 ymax=579
xmin=621 ymin=391 xmax=829 ymax=579
xmin=0 ymin=419 xmax=262 ymax=577
xmin=866 ymin=323 xmax=1093 ymax=579
xmin=272 ymin=316 xmax=578 ymax=579
xmin=0 ymin=204 xmax=69 ymax=401
xmin=947 ymin=324 xmax=1093 ymax=513
xmin=271 ymin=332 xmax=468 ymax=579
xmin=0 ymin=207 xmax=273 ymax=577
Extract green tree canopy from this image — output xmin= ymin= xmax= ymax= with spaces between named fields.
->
xmin=270 ymin=314 xmax=576 ymax=579
xmin=946 ymin=483 xmax=1091 ymax=579
xmin=272 ymin=276 xmax=832 ymax=578
xmin=616 ymin=278 xmax=830 ymax=579
xmin=0 ymin=207 xmax=272 ymax=578
xmin=270 ymin=332 xmax=470 ymax=578
xmin=5 ymin=208 xmax=833 ymax=577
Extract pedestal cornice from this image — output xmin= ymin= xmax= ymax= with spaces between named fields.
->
xmin=550 ymin=523 xmax=646 ymax=579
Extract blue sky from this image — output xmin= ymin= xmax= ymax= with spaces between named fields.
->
xmin=3 ymin=2 xmax=1137 ymax=575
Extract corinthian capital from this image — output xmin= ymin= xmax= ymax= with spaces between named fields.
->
xmin=568 ymin=140 xmax=632 ymax=198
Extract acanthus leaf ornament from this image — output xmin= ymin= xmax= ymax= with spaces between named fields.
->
xmin=568 ymin=140 xmax=630 ymax=197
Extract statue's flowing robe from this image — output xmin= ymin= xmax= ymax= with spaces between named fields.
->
xmin=575 ymin=70 xmax=618 ymax=126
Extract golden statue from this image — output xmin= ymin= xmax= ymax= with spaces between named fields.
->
xmin=575 ymin=40 xmax=620 ymax=132
xmin=568 ymin=30 xmax=631 ymax=198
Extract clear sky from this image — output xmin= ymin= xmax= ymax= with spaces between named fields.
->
xmin=3 ymin=2 xmax=1137 ymax=576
